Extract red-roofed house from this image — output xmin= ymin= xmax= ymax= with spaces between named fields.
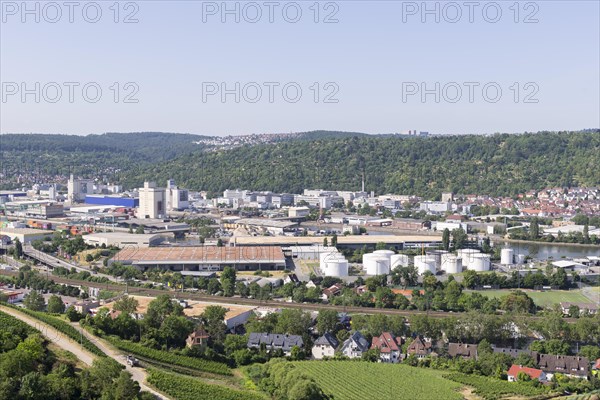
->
xmin=371 ymin=332 xmax=403 ymax=363
xmin=507 ymin=365 xmax=547 ymax=382
xmin=592 ymin=358 xmax=600 ymax=377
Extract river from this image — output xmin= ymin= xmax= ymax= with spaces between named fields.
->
xmin=494 ymin=240 xmax=600 ymax=260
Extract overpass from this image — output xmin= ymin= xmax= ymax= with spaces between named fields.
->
xmin=22 ymin=245 xmax=117 ymax=282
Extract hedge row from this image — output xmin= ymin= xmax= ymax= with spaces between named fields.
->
xmin=0 ymin=303 xmax=106 ymax=357
xmin=106 ymin=336 xmax=232 ymax=376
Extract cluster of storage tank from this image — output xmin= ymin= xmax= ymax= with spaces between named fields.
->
xmin=319 ymin=251 xmax=349 ymax=277
xmin=456 ymin=249 xmax=491 ymax=272
xmin=360 ymin=248 xmax=498 ymax=276
xmin=362 ymin=250 xmax=396 ymax=275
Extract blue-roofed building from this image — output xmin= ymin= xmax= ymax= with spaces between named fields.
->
xmin=85 ymin=195 xmax=139 ymax=208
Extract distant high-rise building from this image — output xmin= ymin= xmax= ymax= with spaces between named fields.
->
xmin=166 ymin=179 xmax=189 ymax=212
xmin=67 ymin=174 xmax=94 ymax=203
xmin=138 ymin=182 xmax=166 ymax=219
xmin=441 ymin=192 xmax=454 ymax=202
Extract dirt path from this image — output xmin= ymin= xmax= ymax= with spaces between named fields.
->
xmin=0 ymin=305 xmax=170 ymax=400
xmin=1 ymin=305 xmax=96 ymax=366
xmin=69 ymin=321 xmax=170 ymax=400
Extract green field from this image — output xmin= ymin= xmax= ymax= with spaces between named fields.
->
xmin=292 ymin=361 xmax=463 ymax=400
xmin=466 ymin=289 xmax=592 ymax=307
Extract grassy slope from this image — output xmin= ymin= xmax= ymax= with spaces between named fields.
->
xmin=465 ymin=289 xmax=592 ymax=307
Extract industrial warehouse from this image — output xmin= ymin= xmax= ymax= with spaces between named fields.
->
xmin=111 ymin=246 xmax=287 ymax=273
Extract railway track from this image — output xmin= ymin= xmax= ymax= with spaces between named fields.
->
xmin=0 ymin=269 xmax=579 ymax=322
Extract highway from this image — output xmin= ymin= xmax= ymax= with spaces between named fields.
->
xmin=23 ymin=245 xmax=117 ymax=282
xmin=0 ymin=269 xmax=578 ymax=323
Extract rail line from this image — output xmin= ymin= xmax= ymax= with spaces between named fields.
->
xmin=0 ymin=269 xmax=579 ymax=322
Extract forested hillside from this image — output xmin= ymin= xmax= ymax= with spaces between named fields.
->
xmin=0 ymin=132 xmax=208 ymax=182
xmin=2 ymin=130 xmax=599 ymax=198
xmin=119 ymin=131 xmax=600 ymax=199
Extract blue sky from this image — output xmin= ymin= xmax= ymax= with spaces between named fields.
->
xmin=1 ymin=0 xmax=599 ymax=136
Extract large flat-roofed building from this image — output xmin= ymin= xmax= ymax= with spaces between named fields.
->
xmin=83 ymin=232 xmax=163 ymax=248
xmin=3 ymin=200 xmax=64 ymax=218
xmin=232 ymin=235 xmax=442 ymax=251
xmin=111 ymin=245 xmax=286 ymax=273
xmin=0 ymin=228 xmax=54 ymax=244
xmin=85 ymin=194 xmax=139 ymax=208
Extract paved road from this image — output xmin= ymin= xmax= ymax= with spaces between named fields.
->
xmin=0 ymin=305 xmax=169 ymax=400
xmin=23 ymin=246 xmax=117 ymax=282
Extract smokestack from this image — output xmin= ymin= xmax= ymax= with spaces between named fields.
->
xmin=362 ymin=172 xmax=365 ymax=193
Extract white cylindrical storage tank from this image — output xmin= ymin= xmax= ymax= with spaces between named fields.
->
xmin=516 ymin=254 xmax=526 ymax=265
xmin=426 ymin=250 xmax=448 ymax=269
xmin=363 ymin=254 xmax=390 ymax=275
xmin=414 ymin=255 xmax=436 ymax=275
xmin=390 ymin=254 xmax=409 ymax=269
xmin=441 ymin=254 xmax=462 ymax=274
xmin=501 ymin=248 xmax=514 ymax=265
xmin=373 ymin=250 xmax=395 ymax=259
xmin=320 ymin=252 xmax=344 ymax=273
xmin=457 ymin=249 xmax=480 ymax=267
xmin=320 ymin=251 xmax=337 ymax=264
xmin=324 ymin=259 xmax=348 ymax=277
xmin=468 ymin=254 xmax=491 ymax=271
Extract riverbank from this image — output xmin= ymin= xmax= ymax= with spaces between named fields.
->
xmin=493 ymin=238 xmax=600 ymax=248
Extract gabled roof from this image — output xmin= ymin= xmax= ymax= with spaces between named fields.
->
xmin=507 ymin=364 xmax=544 ymax=380
xmin=342 ymin=331 xmax=370 ymax=352
xmin=247 ymin=332 xmax=304 ymax=351
xmin=314 ymin=332 xmax=339 ymax=349
xmin=594 ymin=358 xmax=600 ymax=370
xmin=407 ymin=336 xmax=432 ymax=355
xmin=537 ymin=354 xmax=589 ymax=375
xmin=371 ymin=332 xmax=402 ymax=353
xmin=448 ymin=343 xmax=478 ymax=359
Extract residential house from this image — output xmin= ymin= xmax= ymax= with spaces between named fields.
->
xmin=507 ymin=365 xmax=547 ymax=382
xmin=448 ymin=343 xmax=478 ymax=360
xmin=560 ymin=302 xmax=599 ymax=316
xmin=186 ymin=327 xmax=210 ymax=350
xmin=73 ymin=300 xmax=100 ymax=315
xmin=247 ymin=332 xmax=304 ymax=356
xmin=371 ymin=332 xmax=403 ymax=363
xmin=493 ymin=347 xmax=536 ymax=359
xmin=322 ymin=283 xmax=343 ymax=301
xmin=537 ymin=354 xmax=589 ymax=380
xmin=340 ymin=331 xmax=370 ymax=359
xmin=312 ymin=332 xmax=339 ymax=360
xmin=592 ymin=358 xmax=600 ymax=377
xmin=407 ymin=336 xmax=432 ymax=359
xmin=283 ymin=274 xmax=300 ymax=285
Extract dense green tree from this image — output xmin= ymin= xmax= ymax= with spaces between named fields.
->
xmin=47 ymin=295 xmax=65 ymax=314
xmin=23 ymin=290 xmax=45 ymax=311
xmin=200 ymin=305 xmax=228 ymax=343
xmin=316 ymin=310 xmax=338 ymax=336
xmin=113 ymin=295 xmax=140 ymax=315
xmin=220 ymin=267 xmax=236 ymax=297
xmin=442 ymin=228 xmax=450 ymax=251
